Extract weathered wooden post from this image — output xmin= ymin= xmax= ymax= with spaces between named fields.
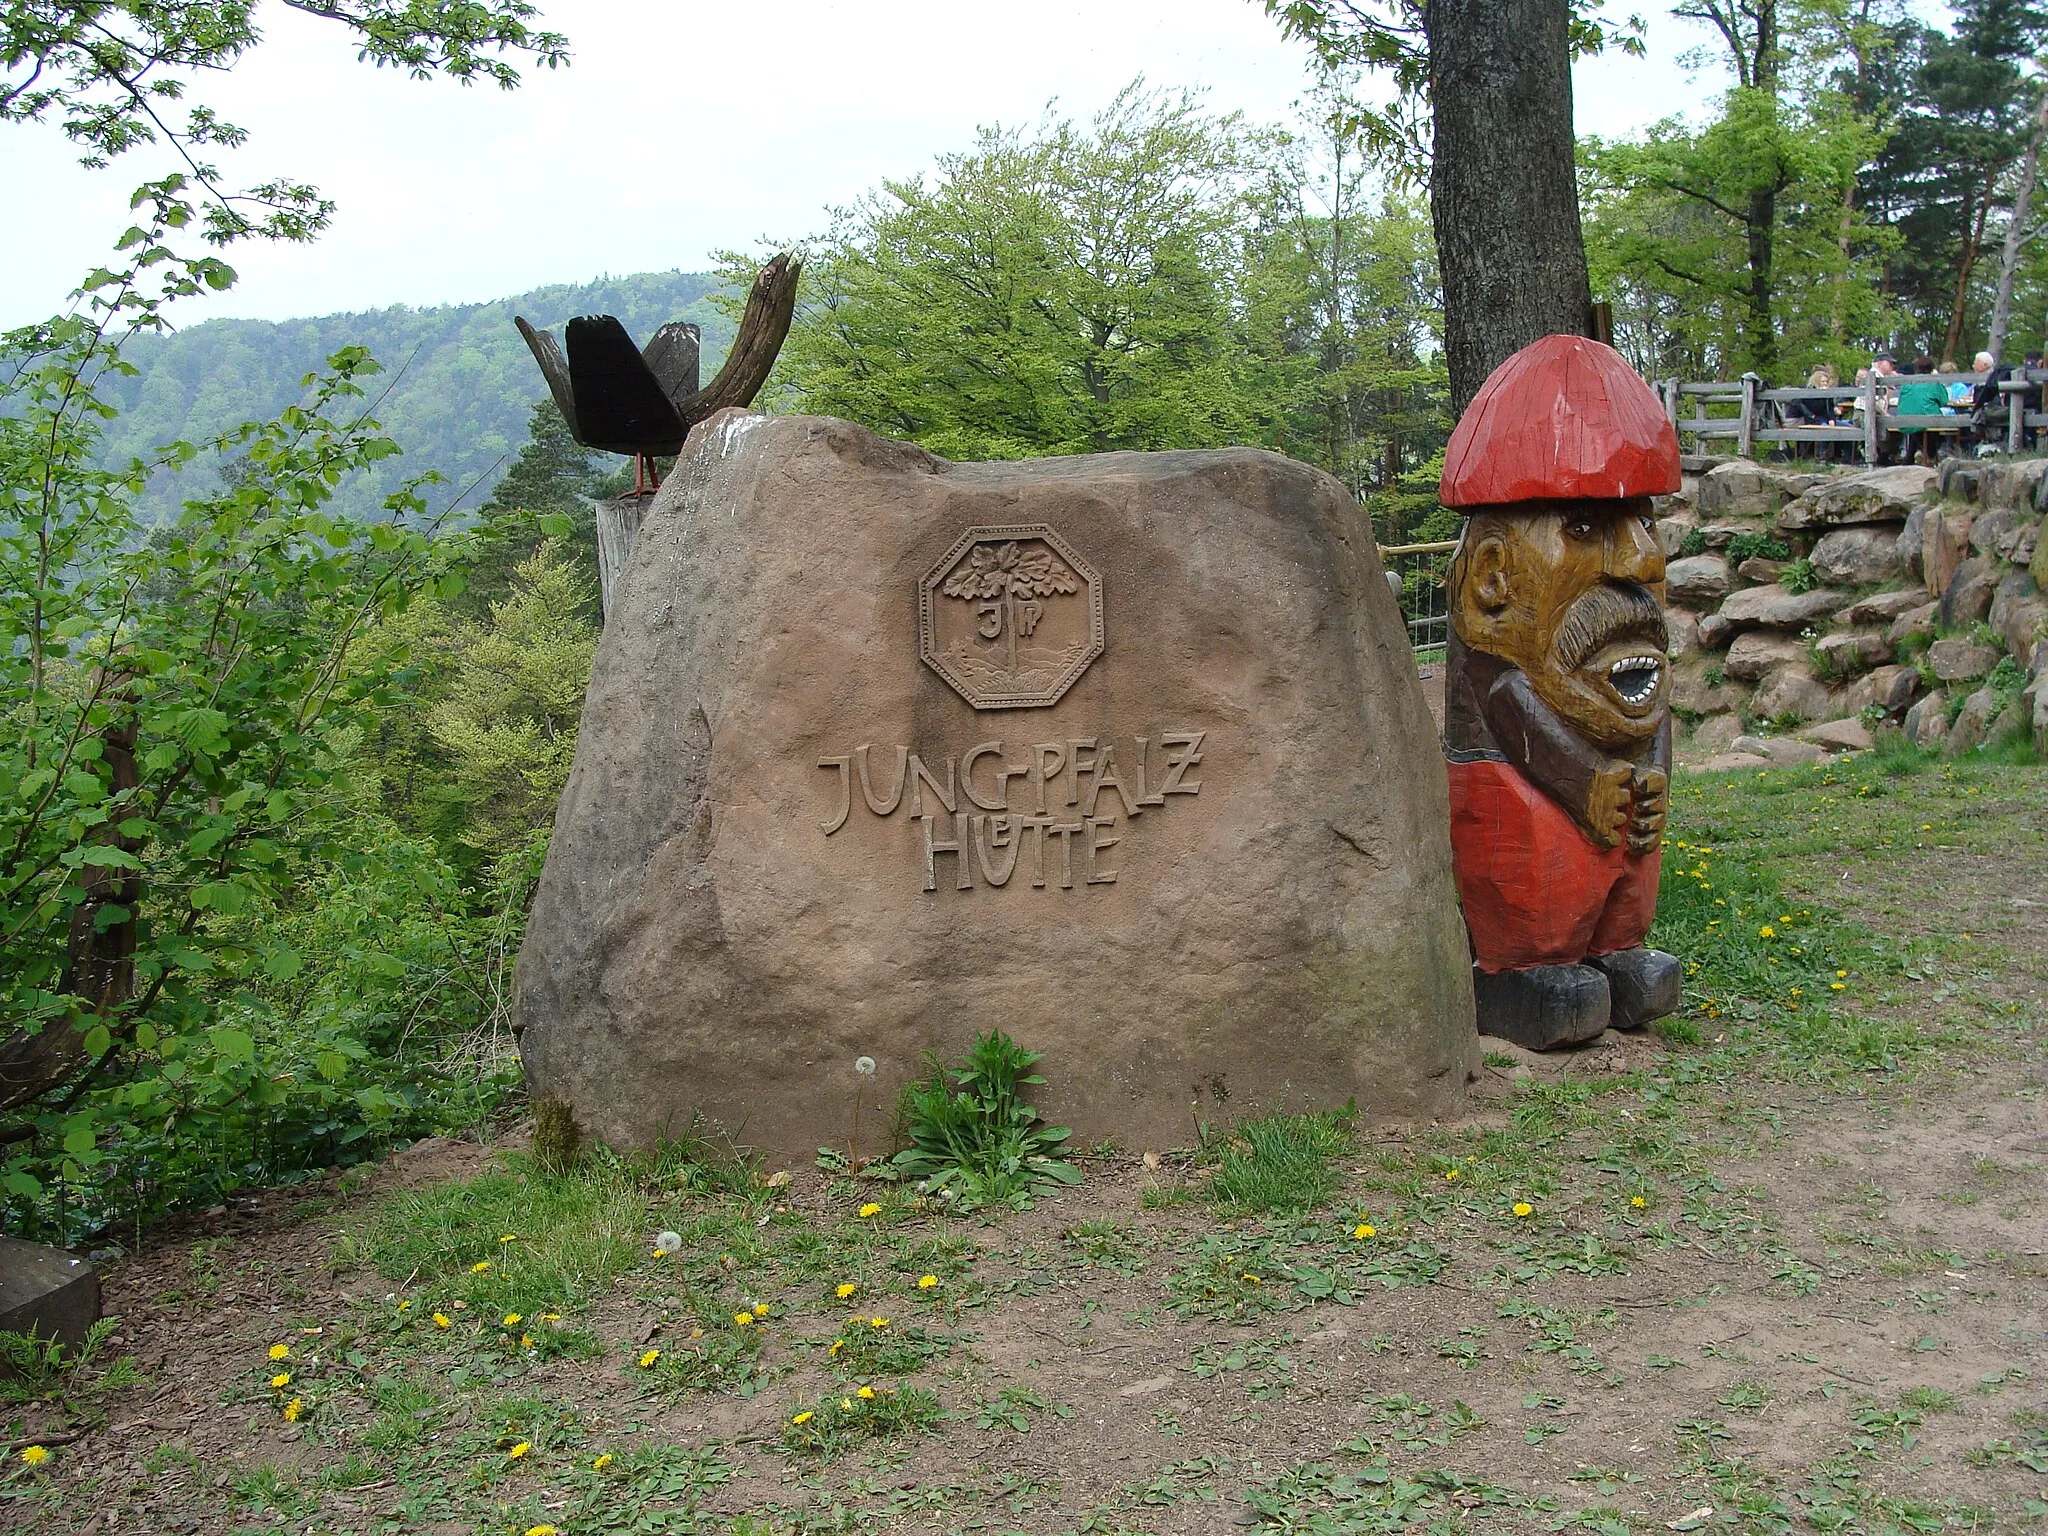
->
xmin=1737 ymin=375 xmax=1756 ymax=459
xmin=1864 ymin=374 xmax=1880 ymax=465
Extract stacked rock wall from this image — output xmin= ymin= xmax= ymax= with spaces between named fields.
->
xmin=1653 ymin=455 xmax=2047 ymax=764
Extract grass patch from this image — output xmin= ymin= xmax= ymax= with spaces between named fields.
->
xmin=1208 ymin=1109 xmax=1352 ymax=1213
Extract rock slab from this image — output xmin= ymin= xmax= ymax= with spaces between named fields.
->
xmin=515 ymin=413 xmax=1478 ymax=1155
xmin=0 ymin=1236 xmax=99 ymax=1348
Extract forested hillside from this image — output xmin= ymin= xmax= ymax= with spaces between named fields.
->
xmin=101 ymin=270 xmax=734 ymax=523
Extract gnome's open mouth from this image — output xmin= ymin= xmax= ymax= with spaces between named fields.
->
xmin=1606 ymin=653 xmax=1664 ymax=708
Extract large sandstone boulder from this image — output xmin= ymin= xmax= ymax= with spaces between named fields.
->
xmin=1946 ymin=687 xmax=2005 ymax=753
xmin=515 ymin=413 xmax=1477 ymax=1156
xmin=1842 ymin=664 xmax=1919 ymax=718
xmin=1923 ymin=509 xmax=1973 ymax=599
xmin=1779 ymin=466 xmax=1935 ymax=531
xmin=1725 ymin=631 xmax=1808 ymax=682
xmin=1814 ymin=630 xmax=1889 ymax=676
xmin=1841 ymin=588 xmax=1930 ymax=626
xmin=1942 ymin=558 xmax=1997 ymax=627
xmin=1718 ymin=583 xmax=1850 ymax=631
xmin=1810 ymin=525 xmax=1905 ymax=586
xmin=1990 ymin=571 xmax=2047 ymax=662
xmin=1665 ymin=554 xmax=1732 ymax=608
xmin=1750 ymin=663 xmax=1833 ymax=722
xmin=1903 ymin=689 xmax=1949 ymax=748
xmin=1927 ymin=637 xmax=2002 ymax=684
xmin=1696 ymin=462 xmax=1814 ymax=517
xmin=1976 ymin=458 xmax=2048 ymax=512
xmin=1885 ymin=600 xmax=1939 ymax=646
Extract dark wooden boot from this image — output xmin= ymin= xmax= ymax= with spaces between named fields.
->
xmin=1587 ymin=947 xmax=1682 ymax=1030
xmin=1472 ymin=963 xmax=1610 ymax=1050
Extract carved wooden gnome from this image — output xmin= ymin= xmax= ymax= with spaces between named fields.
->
xmin=1440 ymin=335 xmax=1684 ymax=1049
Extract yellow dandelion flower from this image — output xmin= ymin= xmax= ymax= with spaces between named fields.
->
xmin=1759 ymin=925 xmax=1775 ymax=938
xmin=1836 ymin=969 xmax=1848 ymax=978
xmin=503 ymin=1313 xmax=523 ymax=1327
xmin=1444 ymin=1168 xmax=1460 ymax=1181
xmin=857 ymin=1385 xmax=875 ymax=1399
xmin=836 ymin=1283 xmax=858 ymax=1299
xmin=507 ymin=1440 xmax=530 ymax=1460
xmin=525 ymin=1526 xmax=558 ymax=1536
xmin=283 ymin=1398 xmax=303 ymax=1422
xmin=1920 ymin=823 xmax=1932 ymax=831
xmin=1353 ymin=1223 xmax=1376 ymax=1239
xmin=398 ymin=1300 xmax=412 ymax=1311
xmin=1778 ymin=914 xmax=1791 ymax=924
xmin=1831 ymin=982 xmax=1845 ymax=991
xmin=829 ymin=1340 xmax=844 ymax=1355
xmin=753 ymin=1301 xmax=770 ymax=1316
xmin=270 ymin=1372 xmax=291 ymax=1389
xmin=792 ymin=1411 xmax=813 ymax=1425
xmin=268 ymin=1344 xmax=290 ymax=1361
xmin=19 ymin=1446 xmax=48 ymax=1467
xmin=433 ymin=1312 xmax=451 ymax=1329
xmin=1512 ymin=1202 xmax=1534 ymax=1218
xmin=734 ymin=1313 xmax=754 ymax=1327
xmin=521 ymin=1335 xmax=535 ymax=1348
xmin=593 ymin=1452 xmax=613 ymax=1470
xmin=840 ymin=1398 xmax=854 ymax=1411
xmin=1243 ymin=1273 xmax=1262 ymax=1284
xmin=471 ymin=1261 xmax=491 ymax=1274
xmin=500 ymin=1234 xmax=518 ymax=1244
xmin=638 ymin=1349 xmax=660 ymax=1369
xmin=541 ymin=1313 xmax=560 ymax=1322
xmin=916 ymin=1274 xmax=938 ymax=1289
xmin=869 ymin=1316 xmax=889 ymax=1328
xmin=858 ymin=1202 xmax=882 ymax=1218
xmin=1630 ymin=1196 xmax=1647 ymax=1209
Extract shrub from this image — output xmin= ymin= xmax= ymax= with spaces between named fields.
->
xmin=889 ymin=1032 xmax=1081 ymax=1211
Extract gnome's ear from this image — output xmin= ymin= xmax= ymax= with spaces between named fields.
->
xmin=1468 ymin=532 xmax=1513 ymax=613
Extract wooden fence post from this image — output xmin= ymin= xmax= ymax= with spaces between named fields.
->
xmin=1863 ymin=375 xmax=1880 ymax=466
xmin=1737 ymin=376 xmax=1756 ymax=459
xmin=595 ymin=495 xmax=653 ymax=620
xmin=2010 ymin=379 xmax=2026 ymax=455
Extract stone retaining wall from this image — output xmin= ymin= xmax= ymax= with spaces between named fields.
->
xmin=1655 ymin=454 xmax=2047 ymax=766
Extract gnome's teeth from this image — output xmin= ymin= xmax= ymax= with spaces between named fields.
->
xmin=1606 ymin=654 xmax=1663 ymax=706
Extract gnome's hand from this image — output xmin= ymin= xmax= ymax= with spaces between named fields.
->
xmin=1586 ymin=762 xmax=1635 ymax=850
xmin=1626 ymin=766 xmax=1669 ymax=856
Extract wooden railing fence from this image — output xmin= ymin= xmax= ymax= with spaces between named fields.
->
xmin=1657 ymin=370 xmax=2048 ymax=462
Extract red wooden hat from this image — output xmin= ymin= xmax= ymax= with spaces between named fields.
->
xmin=1439 ymin=335 xmax=1680 ymax=508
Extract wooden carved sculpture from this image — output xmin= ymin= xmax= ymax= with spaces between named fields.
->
xmin=515 ymin=251 xmax=803 ymax=494
xmin=1440 ymin=335 xmax=1684 ymax=1050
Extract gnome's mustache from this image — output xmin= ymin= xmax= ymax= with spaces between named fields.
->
xmin=1554 ymin=582 xmax=1668 ymax=672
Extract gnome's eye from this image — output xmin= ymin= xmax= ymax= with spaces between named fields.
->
xmin=1566 ymin=519 xmax=1596 ymax=541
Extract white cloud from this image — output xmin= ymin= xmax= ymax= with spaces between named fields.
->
xmin=0 ymin=0 xmax=1722 ymax=328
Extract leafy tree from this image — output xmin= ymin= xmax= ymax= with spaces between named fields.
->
xmin=462 ymin=400 xmax=604 ymax=611
xmin=0 ymin=0 xmax=569 ymax=1233
xmin=772 ymin=83 xmax=1259 ymax=459
xmin=426 ymin=542 xmax=598 ymax=863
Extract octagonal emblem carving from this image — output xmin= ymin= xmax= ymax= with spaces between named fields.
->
xmin=919 ymin=524 xmax=1103 ymax=710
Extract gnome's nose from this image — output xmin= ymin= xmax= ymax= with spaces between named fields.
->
xmin=1604 ymin=513 xmax=1665 ymax=586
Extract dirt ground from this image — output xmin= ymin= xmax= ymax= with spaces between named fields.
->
xmin=6 ymin=754 xmax=2045 ymax=1536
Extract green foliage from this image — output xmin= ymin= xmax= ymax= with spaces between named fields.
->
xmin=889 ymin=1031 xmax=1081 ymax=1211
xmin=335 ymin=1151 xmax=659 ymax=1317
xmin=763 ymin=74 xmax=1451 ymax=540
xmin=1679 ymin=527 xmax=1710 ymax=557
xmin=1725 ymin=532 xmax=1793 ymax=563
xmin=0 ymin=1318 xmax=141 ymax=1409
xmin=779 ymin=1383 xmax=944 ymax=1457
xmin=1208 ymin=1109 xmax=1353 ymax=1212
xmin=1781 ymin=556 xmax=1820 ymax=593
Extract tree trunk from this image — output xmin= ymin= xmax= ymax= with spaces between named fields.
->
xmin=1989 ymin=90 xmax=2048 ymax=363
xmin=1943 ymin=168 xmax=1999 ymax=367
xmin=1744 ymin=187 xmax=1779 ymax=373
xmin=1424 ymin=0 xmax=1595 ymax=413
xmin=1831 ymin=175 xmax=1857 ymax=343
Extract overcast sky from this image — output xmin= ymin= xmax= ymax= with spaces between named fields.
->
xmin=0 ymin=0 xmax=1731 ymax=329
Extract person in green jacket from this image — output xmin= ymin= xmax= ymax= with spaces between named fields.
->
xmin=1891 ymin=354 xmax=1952 ymax=465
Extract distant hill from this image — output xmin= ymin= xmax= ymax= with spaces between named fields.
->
xmin=100 ymin=270 xmax=734 ymax=524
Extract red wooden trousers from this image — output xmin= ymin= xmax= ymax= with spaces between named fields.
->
xmin=1446 ymin=757 xmax=1660 ymax=973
